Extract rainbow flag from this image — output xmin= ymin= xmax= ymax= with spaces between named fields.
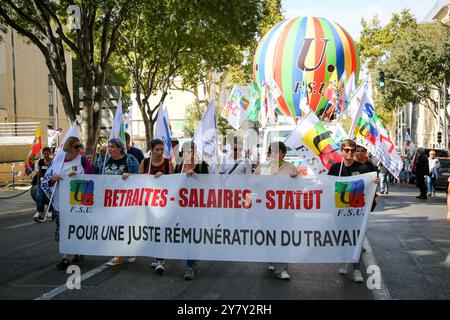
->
xmin=23 ymin=127 xmax=42 ymax=175
xmin=335 ymin=180 xmax=365 ymax=208
xmin=284 ymin=110 xmax=342 ymax=174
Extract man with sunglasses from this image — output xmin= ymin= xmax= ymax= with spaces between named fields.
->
xmin=328 ymin=139 xmax=379 ymax=283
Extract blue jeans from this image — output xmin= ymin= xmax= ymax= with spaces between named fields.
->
xmin=36 ymin=181 xmax=54 ymax=214
xmin=426 ymin=175 xmax=436 ymax=193
xmin=36 ymin=180 xmax=45 ymax=213
xmin=186 ymin=260 xmax=196 ymax=269
xmin=379 ymin=173 xmax=389 ymax=192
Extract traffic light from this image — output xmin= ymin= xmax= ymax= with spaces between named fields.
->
xmin=437 ymin=132 xmax=442 ymax=143
xmin=379 ymin=71 xmax=385 ymax=88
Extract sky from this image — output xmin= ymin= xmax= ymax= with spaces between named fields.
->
xmin=281 ymin=0 xmax=439 ymax=40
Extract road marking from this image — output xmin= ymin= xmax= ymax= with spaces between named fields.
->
xmin=0 ymin=208 xmax=35 ymax=216
xmin=5 ymin=221 xmax=37 ymax=229
xmin=35 ymin=262 xmax=110 ymax=300
xmin=362 ymin=238 xmax=391 ymax=300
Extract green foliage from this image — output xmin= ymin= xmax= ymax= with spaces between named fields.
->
xmin=359 ymin=9 xmax=450 ymax=125
xmin=184 ymin=101 xmax=204 ymax=136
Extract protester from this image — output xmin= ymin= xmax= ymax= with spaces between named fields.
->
xmin=427 ymin=150 xmax=440 ymax=197
xmin=399 ymin=156 xmax=408 ymax=185
xmin=219 ymin=138 xmax=252 ymax=174
xmin=33 ymin=147 xmax=54 ymax=223
xmin=125 ymin=132 xmax=144 ymax=164
xmin=257 ymin=141 xmax=298 ymax=280
xmin=174 ymin=141 xmax=209 ymax=280
xmin=378 ymin=163 xmax=389 ymax=194
xmin=93 ymin=145 xmax=107 ymax=174
xmin=138 ymin=139 xmax=174 ymax=274
xmin=328 ymin=139 xmax=379 ymax=283
xmin=44 ymin=137 xmax=94 ymax=270
xmin=355 ymin=145 xmax=378 ymax=211
xmin=414 ymin=148 xmax=429 ymax=200
xmin=104 ymin=138 xmax=140 ymax=266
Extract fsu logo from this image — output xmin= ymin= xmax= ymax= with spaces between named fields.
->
xmin=335 ymin=180 xmax=365 ymax=208
xmin=70 ymin=180 xmax=94 ymax=206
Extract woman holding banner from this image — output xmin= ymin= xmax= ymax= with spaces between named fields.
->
xmin=174 ymin=141 xmax=209 ymax=281
xmin=256 ymin=141 xmax=298 ymax=280
xmin=45 ymin=137 xmax=94 ymax=270
xmin=104 ymin=138 xmax=140 ymax=267
xmin=138 ymin=139 xmax=174 ymax=275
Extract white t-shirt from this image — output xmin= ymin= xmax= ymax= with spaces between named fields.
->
xmin=219 ymin=155 xmax=252 ymax=174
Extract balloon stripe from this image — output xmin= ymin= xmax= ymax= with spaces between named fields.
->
xmin=275 ymin=18 xmax=296 ymax=105
xmin=265 ymin=20 xmax=290 ymax=89
xmin=317 ymin=17 xmax=336 ymax=117
xmin=337 ymin=23 xmax=358 ymax=77
xmin=310 ymin=17 xmax=326 ymax=114
xmin=280 ymin=18 xmax=301 ymax=115
xmin=330 ymin=21 xmax=352 ymax=80
xmin=325 ymin=19 xmax=345 ymax=80
xmin=291 ymin=17 xmax=307 ymax=116
xmin=256 ymin=20 xmax=287 ymax=87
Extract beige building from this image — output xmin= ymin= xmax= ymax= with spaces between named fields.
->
xmin=0 ymin=26 xmax=72 ymax=162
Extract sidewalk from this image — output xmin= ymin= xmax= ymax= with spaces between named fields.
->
xmin=0 ymin=187 xmax=36 ymax=215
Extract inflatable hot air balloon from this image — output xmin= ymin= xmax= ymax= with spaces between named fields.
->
xmin=253 ymin=17 xmax=360 ymax=117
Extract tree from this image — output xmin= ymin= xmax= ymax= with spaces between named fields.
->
xmin=0 ymin=0 xmax=133 ymax=153
xmin=358 ymin=9 xmax=450 ymax=131
xmin=117 ymin=0 xmax=264 ymax=148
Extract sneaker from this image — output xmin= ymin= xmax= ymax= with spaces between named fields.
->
xmin=34 ymin=216 xmax=45 ymax=223
xmin=267 ymin=264 xmax=275 ymax=272
xmin=155 ymin=261 xmax=165 ymax=274
xmin=385 ymin=191 xmax=389 ymax=194
xmin=33 ymin=212 xmax=45 ymax=223
xmin=106 ymin=257 xmax=123 ymax=266
xmin=338 ymin=263 xmax=348 ymax=275
xmin=427 ymin=193 xmax=432 ymax=196
xmin=184 ymin=268 xmax=194 ymax=281
xmin=380 ymin=191 xmax=384 ymax=194
xmin=352 ymin=269 xmax=364 ymax=283
xmin=150 ymin=261 xmax=158 ymax=269
xmin=276 ymin=270 xmax=290 ymax=280
xmin=127 ymin=257 xmax=136 ymax=263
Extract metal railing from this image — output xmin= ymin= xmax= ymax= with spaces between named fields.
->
xmin=0 ymin=122 xmax=40 ymax=137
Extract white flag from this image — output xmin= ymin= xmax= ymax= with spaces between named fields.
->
xmin=41 ymin=121 xmax=80 ymax=210
xmin=47 ymin=129 xmax=61 ymax=149
xmin=193 ymin=100 xmax=217 ymax=173
xmin=221 ymin=84 xmax=249 ymax=130
xmin=154 ymin=104 xmax=172 ymax=159
xmin=109 ymin=98 xmax=125 ymax=144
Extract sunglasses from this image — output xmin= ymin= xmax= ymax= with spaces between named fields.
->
xmin=73 ymin=144 xmax=82 ymax=150
xmin=343 ymin=148 xmax=356 ymax=153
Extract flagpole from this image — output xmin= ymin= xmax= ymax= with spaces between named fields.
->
xmin=336 ymin=77 xmax=369 ymax=123
xmin=42 ymin=158 xmax=65 ymax=222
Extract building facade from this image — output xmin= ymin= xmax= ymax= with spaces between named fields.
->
xmin=0 ymin=27 xmax=72 ymax=162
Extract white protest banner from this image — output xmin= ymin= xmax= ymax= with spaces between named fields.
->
xmin=47 ymin=129 xmax=61 ymax=149
xmin=59 ymin=172 xmax=377 ymax=263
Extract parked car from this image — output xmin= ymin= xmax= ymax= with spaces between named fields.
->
xmin=435 ymin=157 xmax=450 ymax=190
